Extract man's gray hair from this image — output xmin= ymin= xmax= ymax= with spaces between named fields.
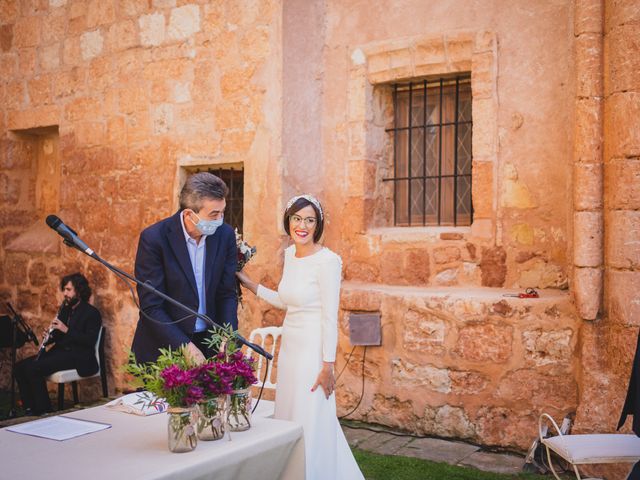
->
xmin=179 ymin=172 xmax=229 ymax=211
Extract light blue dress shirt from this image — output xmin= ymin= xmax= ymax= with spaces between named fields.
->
xmin=180 ymin=213 xmax=208 ymax=332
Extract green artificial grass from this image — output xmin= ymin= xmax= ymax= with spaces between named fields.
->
xmin=353 ymin=448 xmax=550 ymax=480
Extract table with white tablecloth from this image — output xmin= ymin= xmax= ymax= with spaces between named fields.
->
xmin=0 ymin=402 xmax=304 ymax=480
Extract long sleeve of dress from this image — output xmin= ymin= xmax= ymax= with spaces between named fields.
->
xmin=257 ymin=284 xmax=287 ymax=310
xmin=317 ymin=253 xmax=342 ymax=362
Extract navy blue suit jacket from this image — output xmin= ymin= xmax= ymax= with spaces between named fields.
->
xmin=131 ymin=211 xmax=238 ymax=363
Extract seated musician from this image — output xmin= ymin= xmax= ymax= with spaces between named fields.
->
xmin=14 ymin=273 xmax=102 ymax=415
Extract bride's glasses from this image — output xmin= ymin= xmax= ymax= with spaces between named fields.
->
xmin=290 ymin=214 xmax=317 ymax=227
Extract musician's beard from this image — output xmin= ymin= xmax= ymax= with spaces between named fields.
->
xmin=64 ymin=296 xmax=79 ymax=307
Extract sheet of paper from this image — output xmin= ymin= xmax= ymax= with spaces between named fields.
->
xmin=7 ymin=415 xmax=111 ymax=441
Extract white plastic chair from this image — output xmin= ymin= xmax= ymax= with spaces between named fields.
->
xmin=247 ymin=326 xmax=282 ymax=389
xmin=246 ymin=326 xmax=282 ymax=418
xmin=47 ymin=326 xmax=108 ymax=410
xmin=539 ymin=413 xmax=640 ymax=480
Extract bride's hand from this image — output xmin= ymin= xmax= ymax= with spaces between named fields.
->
xmin=236 ymin=270 xmax=258 ymax=295
xmin=311 ymin=363 xmax=335 ymax=399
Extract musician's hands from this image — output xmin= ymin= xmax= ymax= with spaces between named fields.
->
xmin=185 ymin=342 xmax=206 ymax=365
xmin=311 ymin=362 xmax=335 ymax=399
xmin=50 ymin=317 xmax=68 ymax=334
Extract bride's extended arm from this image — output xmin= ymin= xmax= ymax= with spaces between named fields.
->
xmin=236 ymin=269 xmax=287 ymax=310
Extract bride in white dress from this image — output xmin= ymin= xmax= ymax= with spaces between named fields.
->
xmin=237 ymin=194 xmax=364 ymax=480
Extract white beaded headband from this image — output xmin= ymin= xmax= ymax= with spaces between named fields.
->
xmin=285 ymin=194 xmax=324 ymax=219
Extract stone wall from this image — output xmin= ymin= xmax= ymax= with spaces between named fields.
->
xmin=335 ymin=285 xmax=579 ymax=450
xmin=572 ymin=1 xmax=640 ymax=477
xmin=0 ymin=0 xmax=281 ymax=397
xmin=1 ymin=1 xmax=638 ymax=469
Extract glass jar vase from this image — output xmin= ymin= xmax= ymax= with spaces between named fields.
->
xmin=227 ymin=388 xmax=252 ymax=432
xmin=195 ymin=396 xmax=226 ymax=441
xmin=167 ymin=407 xmax=198 ymax=453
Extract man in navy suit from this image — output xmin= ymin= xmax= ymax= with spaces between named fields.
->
xmin=131 ymin=172 xmax=238 ymax=364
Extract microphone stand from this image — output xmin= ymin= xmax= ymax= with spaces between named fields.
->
xmin=63 ymin=241 xmax=272 ymax=360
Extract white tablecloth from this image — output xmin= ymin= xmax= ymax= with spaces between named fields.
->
xmin=0 ymin=403 xmax=304 ymax=480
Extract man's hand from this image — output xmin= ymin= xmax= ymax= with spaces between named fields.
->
xmin=311 ymin=362 xmax=335 ymax=399
xmin=50 ymin=317 xmax=68 ymax=334
xmin=185 ymin=342 xmax=206 ymax=365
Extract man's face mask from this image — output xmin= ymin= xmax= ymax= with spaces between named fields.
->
xmin=190 ymin=212 xmax=223 ymax=236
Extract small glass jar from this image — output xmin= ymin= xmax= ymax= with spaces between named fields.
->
xmin=167 ymin=407 xmax=198 ymax=453
xmin=196 ymin=396 xmax=226 ymax=441
xmin=227 ymin=388 xmax=252 ymax=432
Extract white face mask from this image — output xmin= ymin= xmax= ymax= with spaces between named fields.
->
xmin=190 ymin=212 xmax=224 ymax=236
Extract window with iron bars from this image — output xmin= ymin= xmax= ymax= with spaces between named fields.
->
xmin=384 ymin=74 xmax=473 ymax=226
xmin=191 ymin=166 xmax=244 ymax=233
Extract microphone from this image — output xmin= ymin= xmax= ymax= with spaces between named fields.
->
xmin=45 ymin=215 xmax=96 ymax=257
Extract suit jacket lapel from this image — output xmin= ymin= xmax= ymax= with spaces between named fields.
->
xmin=166 ymin=212 xmax=198 ymax=296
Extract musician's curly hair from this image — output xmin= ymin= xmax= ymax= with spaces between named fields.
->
xmin=60 ymin=273 xmax=92 ymax=302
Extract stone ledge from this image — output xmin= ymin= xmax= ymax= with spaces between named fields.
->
xmin=342 ymin=281 xmax=570 ymax=302
xmin=367 ymin=226 xmax=471 ymax=243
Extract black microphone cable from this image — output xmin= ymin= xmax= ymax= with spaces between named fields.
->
xmin=338 ymin=345 xmax=367 ymax=420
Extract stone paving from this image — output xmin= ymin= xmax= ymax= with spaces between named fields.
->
xmin=343 ymin=424 xmax=526 ymax=476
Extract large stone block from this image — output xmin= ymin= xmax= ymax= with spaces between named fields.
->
xmin=449 ymin=370 xmax=489 ymax=395
xmin=107 ymin=20 xmax=138 ymax=52
xmin=41 ymin=10 xmax=66 ymax=43
xmin=380 ymin=247 xmax=429 ymax=285
xmin=575 ymin=0 xmax=604 ymax=35
xmin=80 ymin=29 xmax=103 ymax=61
xmin=13 ymin=16 xmax=40 ymax=48
xmin=65 ymin=96 xmax=103 ymax=121
xmin=475 ymin=406 xmax=537 ymax=450
xmin=604 ymin=157 xmax=640 ymax=209
xmin=573 ymin=211 xmax=603 ymax=267
xmin=479 ymin=246 xmax=506 ymax=287
xmin=471 ymin=52 xmax=495 ymax=100
xmin=574 ymin=97 xmax=603 ymax=164
xmin=605 ymin=23 xmax=640 ymax=95
xmin=607 ymin=210 xmax=640 ymax=269
xmin=605 ymin=0 xmax=640 ymax=33
xmin=471 ymin=160 xmax=494 ymax=218
xmin=39 ymin=42 xmax=60 ymax=71
xmin=573 ymin=267 xmax=602 ymax=320
xmin=496 ymin=369 xmax=578 ymax=409
xmin=575 ymin=33 xmax=603 ymax=98
xmin=18 ymin=46 xmax=37 ymax=77
xmin=454 ymin=321 xmax=513 ymax=363
xmin=422 ymin=404 xmax=475 ymax=440
xmin=86 ymin=0 xmax=115 ymax=29
xmin=606 ymin=270 xmax=640 ymax=327
xmin=522 ymin=328 xmax=573 ymax=367
xmin=604 ymin=93 xmax=640 ymax=160
xmin=574 ymin=162 xmax=603 ymax=210
xmin=139 ymin=12 xmax=165 ymax=47
xmin=403 ymin=309 xmax=446 ymax=353
xmin=167 ymin=4 xmax=201 ymax=41
xmin=391 ymin=358 xmax=451 ymax=392
xmin=365 ymin=394 xmax=420 ymax=433
xmin=1 ymin=24 xmax=13 ymax=52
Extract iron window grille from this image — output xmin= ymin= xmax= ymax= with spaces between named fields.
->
xmin=384 ymin=75 xmax=473 ymax=226
xmin=194 ymin=166 xmax=244 ymax=233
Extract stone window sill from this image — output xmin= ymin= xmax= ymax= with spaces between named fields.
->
xmin=367 ymin=226 xmax=471 ymax=243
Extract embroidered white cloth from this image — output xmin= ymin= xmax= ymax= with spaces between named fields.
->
xmin=105 ymin=391 xmax=168 ymax=416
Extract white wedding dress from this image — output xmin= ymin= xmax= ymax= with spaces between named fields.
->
xmin=257 ymin=246 xmax=364 ymax=480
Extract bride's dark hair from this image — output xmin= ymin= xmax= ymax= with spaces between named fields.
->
xmin=283 ymin=197 xmax=324 ymax=243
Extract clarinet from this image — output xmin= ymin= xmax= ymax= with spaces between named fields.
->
xmin=35 ymin=303 xmax=65 ymax=360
